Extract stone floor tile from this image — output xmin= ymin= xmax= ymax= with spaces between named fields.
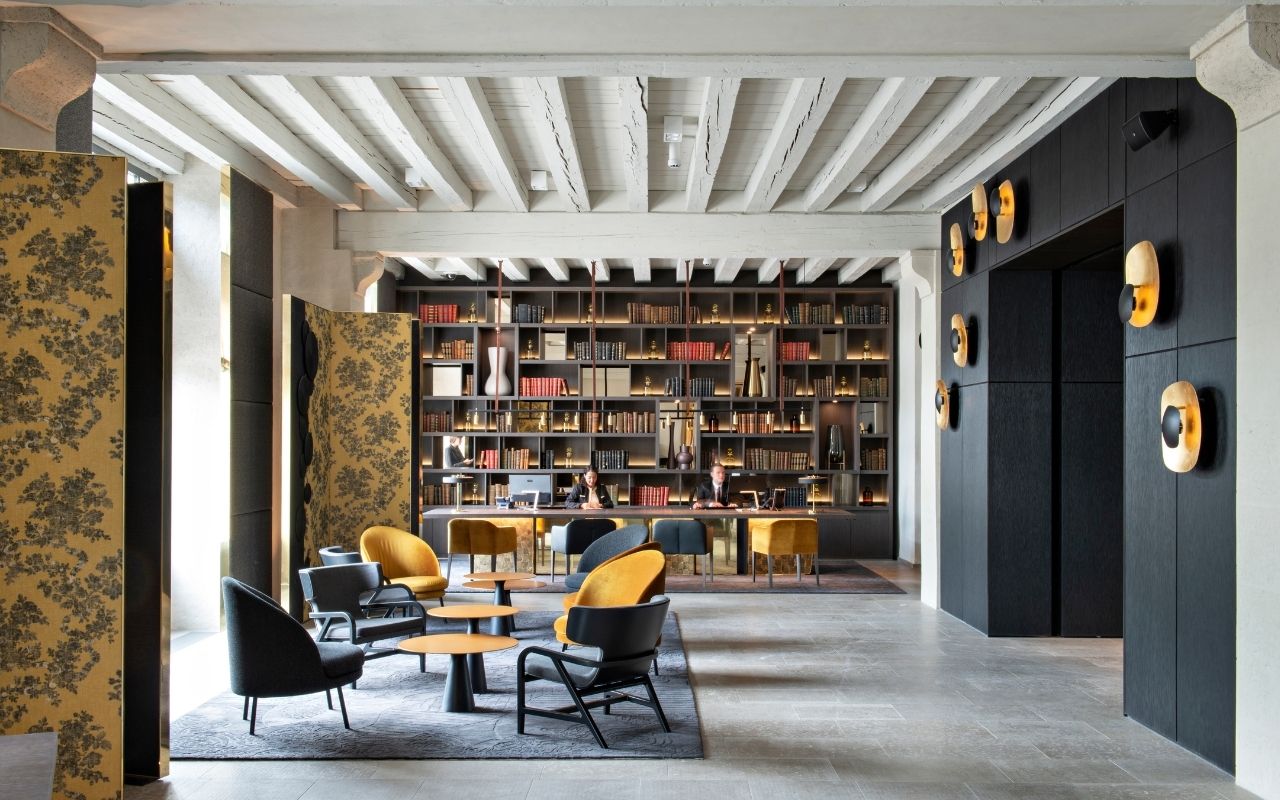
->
xmin=298 ymin=779 xmax=424 ymax=800
xmin=857 ymin=782 xmax=979 ymax=800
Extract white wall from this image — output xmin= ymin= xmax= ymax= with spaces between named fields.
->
xmin=169 ymin=157 xmax=226 ymax=631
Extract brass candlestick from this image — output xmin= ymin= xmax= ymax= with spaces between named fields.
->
xmin=763 ymin=303 xmax=773 ymax=324
xmin=711 ymin=303 xmax=720 ymax=323
xmin=649 ymin=339 xmax=658 ymax=359
xmin=644 ymin=375 xmax=652 ymax=396
xmin=565 ymin=446 xmax=574 ymax=469
xmin=468 ymin=302 xmax=477 ymax=323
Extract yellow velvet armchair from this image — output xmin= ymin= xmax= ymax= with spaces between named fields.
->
xmin=554 ymin=548 xmax=666 ymax=646
xmin=562 ymin=541 xmax=663 ymax=612
xmin=446 ymin=518 xmax=519 ymax=582
xmin=359 ymin=525 xmax=449 ymax=603
xmin=749 ymin=518 xmax=820 ymax=588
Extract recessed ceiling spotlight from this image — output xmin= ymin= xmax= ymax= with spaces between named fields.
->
xmin=530 ymin=170 xmax=548 ymax=191
xmin=664 ymin=116 xmax=683 ymax=168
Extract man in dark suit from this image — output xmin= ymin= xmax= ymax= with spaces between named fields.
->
xmin=564 ymin=466 xmax=613 ymax=509
xmin=693 ymin=463 xmax=737 ymax=509
xmin=443 ymin=436 xmax=472 ymax=468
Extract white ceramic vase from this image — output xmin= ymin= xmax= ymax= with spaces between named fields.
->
xmin=484 ymin=346 xmax=511 ymax=395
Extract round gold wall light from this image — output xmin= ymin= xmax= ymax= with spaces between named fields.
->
xmin=990 ymin=179 xmax=1015 ymax=244
xmin=950 ymin=314 xmax=969 ymax=367
xmin=949 ymin=223 xmax=966 ymax=276
xmin=968 ymin=183 xmax=989 ymax=241
xmin=935 ymin=380 xmax=951 ymax=429
xmin=1160 ymin=380 xmax=1201 ymax=473
xmin=1120 ymin=240 xmax=1160 ymax=327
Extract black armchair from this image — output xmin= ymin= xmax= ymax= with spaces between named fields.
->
xmin=547 ymin=517 xmax=617 ymax=582
xmin=563 ymin=524 xmax=651 ymax=591
xmin=297 ymin=563 xmax=428 ymax=671
xmin=318 ymin=545 xmax=362 ymax=565
xmin=653 ymin=518 xmax=713 ymax=586
xmin=221 ymin=576 xmax=363 ymax=735
xmin=517 ymin=596 xmax=672 ymax=748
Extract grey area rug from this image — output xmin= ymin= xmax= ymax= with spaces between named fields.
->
xmin=450 ymin=562 xmax=904 ymax=595
xmin=171 ymin=612 xmax=702 ymax=760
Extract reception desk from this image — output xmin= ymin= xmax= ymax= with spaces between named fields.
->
xmin=421 ymin=506 xmax=864 ymax=575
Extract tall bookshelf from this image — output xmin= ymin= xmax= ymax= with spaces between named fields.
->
xmin=399 ymin=279 xmax=895 ymax=559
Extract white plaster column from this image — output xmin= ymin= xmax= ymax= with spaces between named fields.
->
xmin=891 ymin=250 xmax=941 ymax=605
xmin=170 ymin=157 xmax=227 ymax=631
xmin=1193 ymin=7 xmax=1280 ymax=796
xmin=280 ymin=205 xmax=366 ymax=312
xmin=0 ymin=7 xmax=99 ymax=150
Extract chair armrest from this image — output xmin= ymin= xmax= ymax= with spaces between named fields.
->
xmin=310 ymin=610 xmax=357 ymax=643
xmin=517 ymin=645 xmax=602 ymax=671
xmin=367 ymin=583 xmax=418 ymax=606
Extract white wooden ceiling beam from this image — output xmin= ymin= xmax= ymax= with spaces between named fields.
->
xmin=340 ymin=211 xmax=935 ymax=259
xmin=400 ymin=256 xmax=444 ymax=280
xmin=837 ymin=257 xmax=878 ymax=284
xmin=802 ymin=76 xmax=933 ymax=213
xmin=248 ymin=75 xmax=416 ymax=209
xmin=166 ymin=75 xmax=363 ymax=209
xmin=714 ymin=257 xmax=745 ymax=284
xmin=499 ymin=258 xmax=531 ymax=282
xmin=586 ymin=259 xmax=610 ymax=282
xmin=525 ymin=77 xmax=590 ymax=212
xmin=743 ymin=77 xmax=841 ymax=213
xmin=757 ymin=258 xmax=783 ymax=284
xmin=100 ymin=54 xmax=1195 ymax=81
xmin=674 ymin=258 xmax=694 ymax=283
xmin=630 ymin=257 xmax=652 ymax=282
xmin=618 ymin=76 xmax=649 ymax=213
xmin=797 ymin=257 xmax=838 ymax=284
xmin=442 ymin=257 xmax=487 ymax=282
xmin=685 ymin=77 xmax=741 ymax=213
xmin=339 ymin=76 xmax=472 ymax=211
xmin=912 ymin=76 xmax=1110 ymax=211
xmin=91 ymin=95 xmax=186 ymax=175
xmin=537 ymin=257 xmax=572 ymax=282
xmin=858 ymin=76 xmax=1026 ymax=212
xmin=94 ymin=75 xmax=300 ymax=206
xmin=436 ymin=77 xmax=529 ymax=212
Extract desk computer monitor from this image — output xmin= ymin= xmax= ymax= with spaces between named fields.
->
xmin=508 ymin=473 xmax=553 ymax=508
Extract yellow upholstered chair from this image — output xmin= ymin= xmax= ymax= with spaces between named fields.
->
xmin=359 ymin=525 xmax=449 ymax=604
xmin=562 ymin=541 xmax=663 ymax=612
xmin=554 ymin=549 xmax=666 ymax=646
xmin=446 ymin=518 xmax=519 ymax=582
xmin=749 ymin=518 xmax=820 ymax=588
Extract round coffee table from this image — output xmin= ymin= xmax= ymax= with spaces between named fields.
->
xmin=426 ymin=604 xmax=518 ymax=692
xmin=398 ymin=633 xmax=517 ymax=712
xmin=463 ymin=571 xmax=543 ymax=635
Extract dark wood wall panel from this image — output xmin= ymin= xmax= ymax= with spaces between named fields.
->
xmin=1177 ymin=78 xmax=1236 ymax=169
xmin=940 ymin=284 xmax=964 ymax=388
xmin=1123 ymin=350 xmax=1178 ymax=740
xmin=1124 ymin=173 xmax=1179 ymax=357
xmin=960 ymin=384 xmax=990 ymax=633
xmin=1125 ymin=79 xmax=1179 ymax=196
xmin=940 ymin=420 xmax=966 ymax=617
xmin=1060 ymin=93 xmax=1111 ymax=228
xmin=1061 ymin=264 xmax=1124 ymax=384
xmin=1030 ymin=129 xmax=1061 ymax=247
xmin=989 ymin=271 xmax=1053 ymax=383
xmin=1059 ymin=382 xmax=1124 ymax=637
xmin=1108 ymin=83 xmax=1127 ymax=205
xmin=961 ymin=270 xmax=990 ymax=387
xmin=1177 ymin=145 xmax=1236 ymax=349
xmin=229 ymin=286 xmax=273 ymax=403
xmin=1175 ymin=340 xmax=1236 ymax=770
xmin=987 ymin=382 xmax=1053 ymax=636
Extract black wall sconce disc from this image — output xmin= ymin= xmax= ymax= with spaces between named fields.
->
xmin=950 ymin=314 xmax=969 ymax=367
xmin=967 ymin=183 xmax=989 ymax=241
xmin=1160 ymin=380 xmax=1201 ymax=473
xmin=1120 ymin=240 xmax=1160 ymax=327
xmin=302 ymin=321 xmax=320 ymax=380
xmin=989 ymin=179 xmax=1015 ymax=244
xmin=949 ymin=223 xmax=966 ymax=276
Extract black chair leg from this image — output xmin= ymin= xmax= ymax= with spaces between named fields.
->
xmin=652 ymin=656 xmax=661 ymax=676
xmin=767 ymin=555 xmax=774 ymax=588
xmin=516 ymin=670 xmax=526 ymax=734
xmin=326 ymin=689 xmax=333 ymax=710
xmin=248 ymin=697 xmax=258 ymax=735
xmin=420 ymin=653 xmax=426 ymax=672
xmin=641 ymin=674 xmax=672 ymax=732
xmin=243 ymin=696 xmax=249 ymax=720
xmin=336 ymin=685 xmax=351 ymax=729
xmin=796 ymin=554 xmax=802 ymax=582
xmin=815 ymin=555 xmax=820 ymax=586
xmin=567 ymin=685 xmax=608 ymax=748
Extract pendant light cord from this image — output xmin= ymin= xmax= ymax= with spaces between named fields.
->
xmin=589 ymin=259 xmax=598 ymax=423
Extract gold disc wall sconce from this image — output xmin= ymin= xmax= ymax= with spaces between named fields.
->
xmin=968 ymin=184 xmax=989 ymax=241
xmin=1160 ymin=380 xmax=1201 ymax=473
xmin=935 ymin=380 xmax=952 ymax=429
xmin=1120 ymin=240 xmax=1160 ymax=327
xmin=950 ymin=314 xmax=969 ymax=367
xmin=949 ymin=223 xmax=966 ymax=276
xmin=989 ymin=179 xmax=1015 ymax=244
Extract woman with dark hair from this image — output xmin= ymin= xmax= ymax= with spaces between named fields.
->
xmin=564 ymin=466 xmax=613 ymax=509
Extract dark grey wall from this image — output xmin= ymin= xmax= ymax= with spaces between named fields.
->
xmin=939 ymin=78 xmax=1236 ymax=771
xmin=228 ymin=171 xmax=275 ymax=592
xmin=56 ymin=90 xmax=92 ymax=153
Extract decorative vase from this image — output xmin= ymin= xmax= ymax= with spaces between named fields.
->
xmin=827 ymin=424 xmax=845 ymax=469
xmin=676 ymin=444 xmax=694 ymax=470
xmin=484 ymin=346 xmax=511 ymax=395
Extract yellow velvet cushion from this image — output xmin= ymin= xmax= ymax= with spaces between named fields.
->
xmin=749 ymin=519 xmax=819 ymax=557
xmin=447 ymin=518 xmax=518 ymax=556
xmin=555 ymin=548 xmax=666 ymax=645
xmin=359 ymin=525 xmax=445 ymax=599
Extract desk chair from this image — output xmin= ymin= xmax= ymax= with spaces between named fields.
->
xmin=749 ymin=518 xmax=820 ymax=588
xmin=547 ymin=518 xmax=616 ymax=582
xmin=653 ymin=518 xmax=713 ymax=585
xmin=446 ymin=518 xmax=519 ymax=582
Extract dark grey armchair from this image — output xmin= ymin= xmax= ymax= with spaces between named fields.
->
xmin=653 ymin=518 xmax=714 ymax=586
xmin=297 ymin=563 xmax=428 ymax=671
xmin=547 ymin=517 xmax=617 ymax=582
xmin=222 ymin=576 xmax=363 ymax=735
xmin=563 ymin=524 xmax=651 ymax=591
xmin=517 ymin=595 xmax=671 ymax=748
xmin=318 ymin=545 xmax=362 ymax=565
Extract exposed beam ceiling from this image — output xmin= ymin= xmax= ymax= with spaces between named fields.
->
xmin=499 ymin=257 xmax=531 ymax=281
xmin=757 ymin=257 xmax=784 ymax=284
xmin=537 ymin=257 xmax=572 ymax=282
xmin=837 ymin=257 xmax=878 ymax=284
xmin=630 ymin=257 xmax=651 ymax=282
xmin=441 ymin=257 xmax=486 ymax=281
xmin=618 ymin=77 xmax=649 ymax=213
xmin=798 ymin=257 xmax=838 ymax=284
xmin=91 ymin=94 xmax=186 ymax=175
xmin=525 ymin=77 xmax=590 ymax=212
xmin=436 ymin=77 xmax=529 ymax=212
xmin=714 ymin=258 xmax=746 ymax=284
xmin=743 ymin=77 xmax=840 ymax=213
xmin=400 ymin=256 xmax=444 ymax=281
xmin=686 ymin=77 xmax=740 ymax=212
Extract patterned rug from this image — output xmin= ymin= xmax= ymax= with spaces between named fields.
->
xmin=170 ymin=612 xmax=701 ymax=760
xmin=450 ymin=561 xmax=904 ymax=595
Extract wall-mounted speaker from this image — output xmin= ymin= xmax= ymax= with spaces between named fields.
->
xmin=989 ymin=179 xmax=1015 ymax=244
xmin=1120 ymin=240 xmax=1160 ymax=327
xmin=935 ymin=380 xmax=952 ymax=429
xmin=1160 ymin=380 xmax=1201 ymax=473
xmin=1123 ymin=109 xmax=1177 ymax=152
xmin=949 ymin=222 xmax=965 ymax=276
xmin=968 ymin=183 xmax=989 ymax=241
xmin=950 ymin=314 xmax=969 ymax=367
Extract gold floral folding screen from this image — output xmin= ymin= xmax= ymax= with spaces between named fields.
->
xmin=0 ymin=151 xmax=127 ymax=800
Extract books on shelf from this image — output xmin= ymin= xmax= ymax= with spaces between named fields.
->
xmin=421 ymin=483 xmax=451 ymax=505
xmin=422 ymin=411 xmax=451 ymax=432
xmin=591 ymin=450 xmax=630 ymax=470
xmin=419 ymin=304 xmax=459 ymax=323
xmin=811 ymin=376 xmax=834 ymax=398
xmin=733 ymin=411 xmax=777 ymax=434
xmin=666 ymin=341 xmax=717 ymax=360
xmin=843 ymin=303 xmax=890 ymax=325
xmin=517 ymin=376 xmax=569 ymax=397
xmin=631 ymin=485 xmax=670 ymax=507
xmin=783 ymin=302 xmax=834 ymax=324
xmin=438 ymin=339 xmax=473 ymax=359
xmin=780 ymin=486 xmax=810 ymax=508
xmin=859 ymin=376 xmax=889 ymax=396
xmin=583 ymin=410 xmax=655 ymax=433
xmin=720 ymin=341 xmax=732 ymax=360
xmin=663 ymin=376 xmax=715 ymax=397
xmin=626 ymin=303 xmax=702 ymax=324
xmin=860 ymin=447 xmax=888 ymax=470
xmin=573 ymin=340 xmax=627 ymax=360
xmin=512 ymin=303 xmax=546 ymax=323
xmin=744 ymin=448 xmax=810 ymax=471
xmin=777 ymin=341 xmax=811 ymax=361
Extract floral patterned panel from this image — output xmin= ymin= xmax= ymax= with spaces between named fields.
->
xmin=0 ymin=151 xmax=127 ymax=800
xmin=303 ymin=303 xmax=414 ymax=564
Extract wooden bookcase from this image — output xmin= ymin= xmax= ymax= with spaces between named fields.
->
xmin=398 ymin=279 xmax=895 ymax=559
